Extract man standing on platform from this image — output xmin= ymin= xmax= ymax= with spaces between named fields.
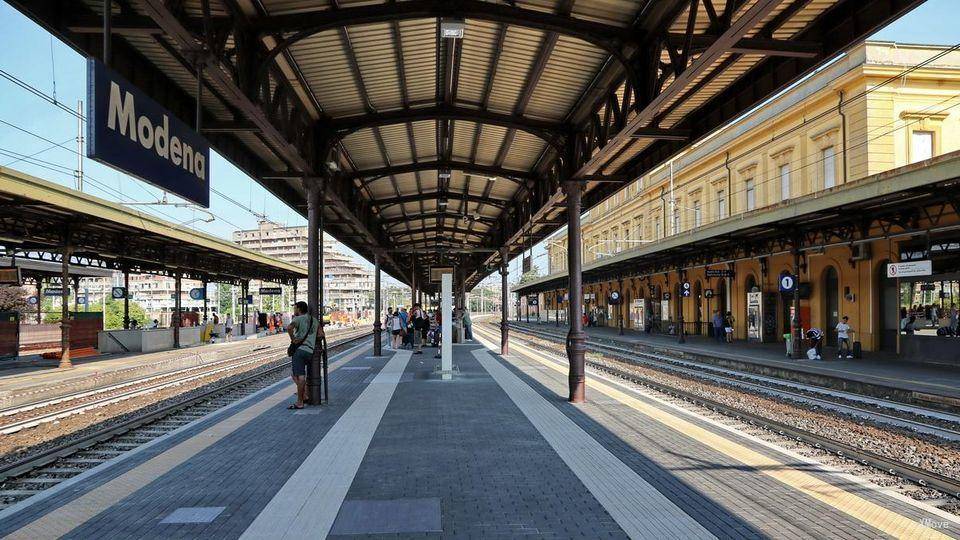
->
xmin=286 ymin=301 xmax=318 ymax=410
xmin=712 ymin=310 xmax=724 ymax=343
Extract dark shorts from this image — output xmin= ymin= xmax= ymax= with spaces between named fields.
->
xmin=291 ymin=347 xmax=311 ymax=377
xmin=392 ymin=329 xmax=402 ymax=336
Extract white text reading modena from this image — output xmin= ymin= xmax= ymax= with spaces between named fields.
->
xmin=107 ymin=81 xmax=206 ymax=181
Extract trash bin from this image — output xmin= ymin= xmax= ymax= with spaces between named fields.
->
xmin=783 ymin=332 xmax=792 ymax=358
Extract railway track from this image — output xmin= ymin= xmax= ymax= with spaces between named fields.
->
xmin=509 ymin=323 xmax=960 ymax=439
xmin=0 ymin=330 xmax=372 ymax=510
xmin=476 ymin=323 xmax=960 ymax=503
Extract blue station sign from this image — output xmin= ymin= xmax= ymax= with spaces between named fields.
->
xmin=87 ymin=59 xmax=211 ymax=207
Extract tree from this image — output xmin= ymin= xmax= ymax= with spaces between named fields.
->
xmin=102 ymin=298 xmax=148 ymax=329
xmin=0 ymin=285 xmax=27 ymax=314
xmin=518 ymin=264 xmax=542 ymax=285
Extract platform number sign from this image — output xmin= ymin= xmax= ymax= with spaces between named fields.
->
xmin=779 ymin=275 xmax=797 ymax=293
xmin=609 ymin=291 xmax=622 ymax=305
xmin=681 ymin=282 xmax=692 ymax=298
xmin=704 ymin=289 xmax=714 ymax=299
xmin=27 ymin=296 xmax=38 ymax=306
xmin=111 ymin=286 xmax=127 ymax=300
xmin=77 ymin=295 xmax=87 ymax=305
xmin=189 ymin=288 xmax=206 ymax=300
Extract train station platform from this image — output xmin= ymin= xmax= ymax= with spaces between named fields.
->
xmin=0 ymin=337 xmax=956 ymax=539
xmin=509 ymin=321 xmax=960 ymax=408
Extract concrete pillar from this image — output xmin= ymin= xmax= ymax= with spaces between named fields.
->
xmin=499 ymin=247 xmax=509 ymax=356
xmin=441 ymin=272 xmax=453 ymax=378
xmin=373 ymin=253 xmax=382 ymax=356
xmin=59 ymin=243 xmax=72 ymax=368
xmin=563 ymin=180 xmax=586 ymax=403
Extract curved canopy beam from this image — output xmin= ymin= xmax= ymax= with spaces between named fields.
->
xmin=332 ymin=105 xmax=567 ymax=149
xmin=381 ymin=211 xmax=496 ymax=228
xmin=375 ymin=192 xmax=508 ymax=210
xmin=390 ymin=225 xmax=487 ymax=240
xmin=351 ymin=160 xmax=534 ymax=186
xmin=254 ymin=0 xmax=632 ymax=84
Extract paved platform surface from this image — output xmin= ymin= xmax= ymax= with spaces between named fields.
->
xmin=511 ymin=320 xmax=960 ymax=401
xmin=1 ymin=336 xmax=957 ymax=539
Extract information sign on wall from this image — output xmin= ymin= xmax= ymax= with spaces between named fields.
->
xmin=87 ymin=59 xmax=210 ymax=207
xmin=886 ymin=260 xmax=932 ymax=278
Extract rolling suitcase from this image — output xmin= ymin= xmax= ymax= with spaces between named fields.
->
xmin=852 ymin=341 xmax=862 ymax=359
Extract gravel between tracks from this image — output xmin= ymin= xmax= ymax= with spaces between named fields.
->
xmin=508 ymin=327 xmax=960 ymax=483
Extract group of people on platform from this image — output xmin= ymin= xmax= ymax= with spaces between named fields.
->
xmin=900 ymin=304 xmax=959 ymax=336
xmin=383 ymin=305 xmax=473 ymax=358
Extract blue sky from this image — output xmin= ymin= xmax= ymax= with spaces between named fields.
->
xmin=0 ymin=0 xmax=957 ymax=286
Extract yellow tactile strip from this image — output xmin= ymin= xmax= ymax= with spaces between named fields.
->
xmin=2 ymin=344 xmax=371 ymax=540
xmin=475 ymin=329 xmax=954 ymax=540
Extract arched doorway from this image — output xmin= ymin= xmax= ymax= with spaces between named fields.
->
xmin=823 ymin=266 xmax=840 ymax=344
xmin=716 ymin=279 xmax=727 ymax=316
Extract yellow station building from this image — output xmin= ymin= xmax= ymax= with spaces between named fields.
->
xmin=519 ymin=41 xmax=960 ymax=366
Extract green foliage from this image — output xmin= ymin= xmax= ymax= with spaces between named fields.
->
xmin=518 ymin=264 xmax=542 ymax=285
xmin=0 ymin=286 xmax=28 ymax=314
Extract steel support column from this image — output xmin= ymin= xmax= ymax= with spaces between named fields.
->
xmin=677 ymin=268 xmax=686 ymax=344
xmin=122 ymin=267 xmax=129 ymax=329
xmin=202 ymin=279 xmax=208 ymax=322
xmin=173 ymin=273 xmax=181 ymax=348
xmin=563 ymin=180 xmax=586 ymax=403
xmin=307 ymin=179 xmax=326 ymax=406
xmin=59 ymin=242 xmax=72 ymax=369
xmin=373 ymin=252 xmax=382 ymax=356
xmin=35 ymin=279 xmax=42 ymax=324
xmin=618 ymin=277 xmax=625 ymax=336
xmin=499 ymin=247 xmax=509 ymax=356
xmin=792 ymin=243 xmax=803 ymax=359
xmin=306 ymin=181 xmax=321 ymax=320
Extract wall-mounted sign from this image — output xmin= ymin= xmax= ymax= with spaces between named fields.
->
xmin=608 ymin=291 xmax=622 ymax=305
xmin=704 ymin=289 xmax=714 ymax=299
xmin=779 ymin=275 xmax=797 ymax=293
xmin=527 ymin=297 xmax=538 ymax=306
xmin=111 ymin=286 xmax=127 ymax=299
xmin=705 ymin=269 xmax=734 ymax=278
xmin=887 ymin=260 xmax=932 ymax=278
xmin=87 ymin=59 xmax=210 ymax=207
xmin=27 ymin=296 xmax=38 ymax=305
xmin=189 ymin=287 xmax=206 ymax=300
xmin=43 ymin=288 xmax=65 ymax=297
xmin=0 ymin=267 xmax=21 ymax=285
xmin=259 ymin=287 xmax=282 ymax=296
xmin=680 ymin=282 xmax=692 ymax=298
xmin=662 ymin=292 xmax=671 ymax=301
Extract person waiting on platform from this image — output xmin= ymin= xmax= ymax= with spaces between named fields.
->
xmin=724 ymin=311 xmax=735 ymax=343
xmin=462 ymin=307 xmax=473 ymax=341
xmin=836 ymin=316 xmax=854 ymax=359
xmin=286 ymin=301 xmax=318 ymax=410
xmin=389 ymin=307 xmax=404 ymax=349
xmin=150 ymin=319 xmax=159 ymax=329
xmin=712 ymin=310 xmax=724 ymax=343
xmin=805 ymin=327 xmax=824 ymax=360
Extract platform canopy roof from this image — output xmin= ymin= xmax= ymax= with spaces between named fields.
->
xmin=9 ymin=0 xmax=924 ymax=290
xmin=0 ymin=167 xmax=306 ymax=285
